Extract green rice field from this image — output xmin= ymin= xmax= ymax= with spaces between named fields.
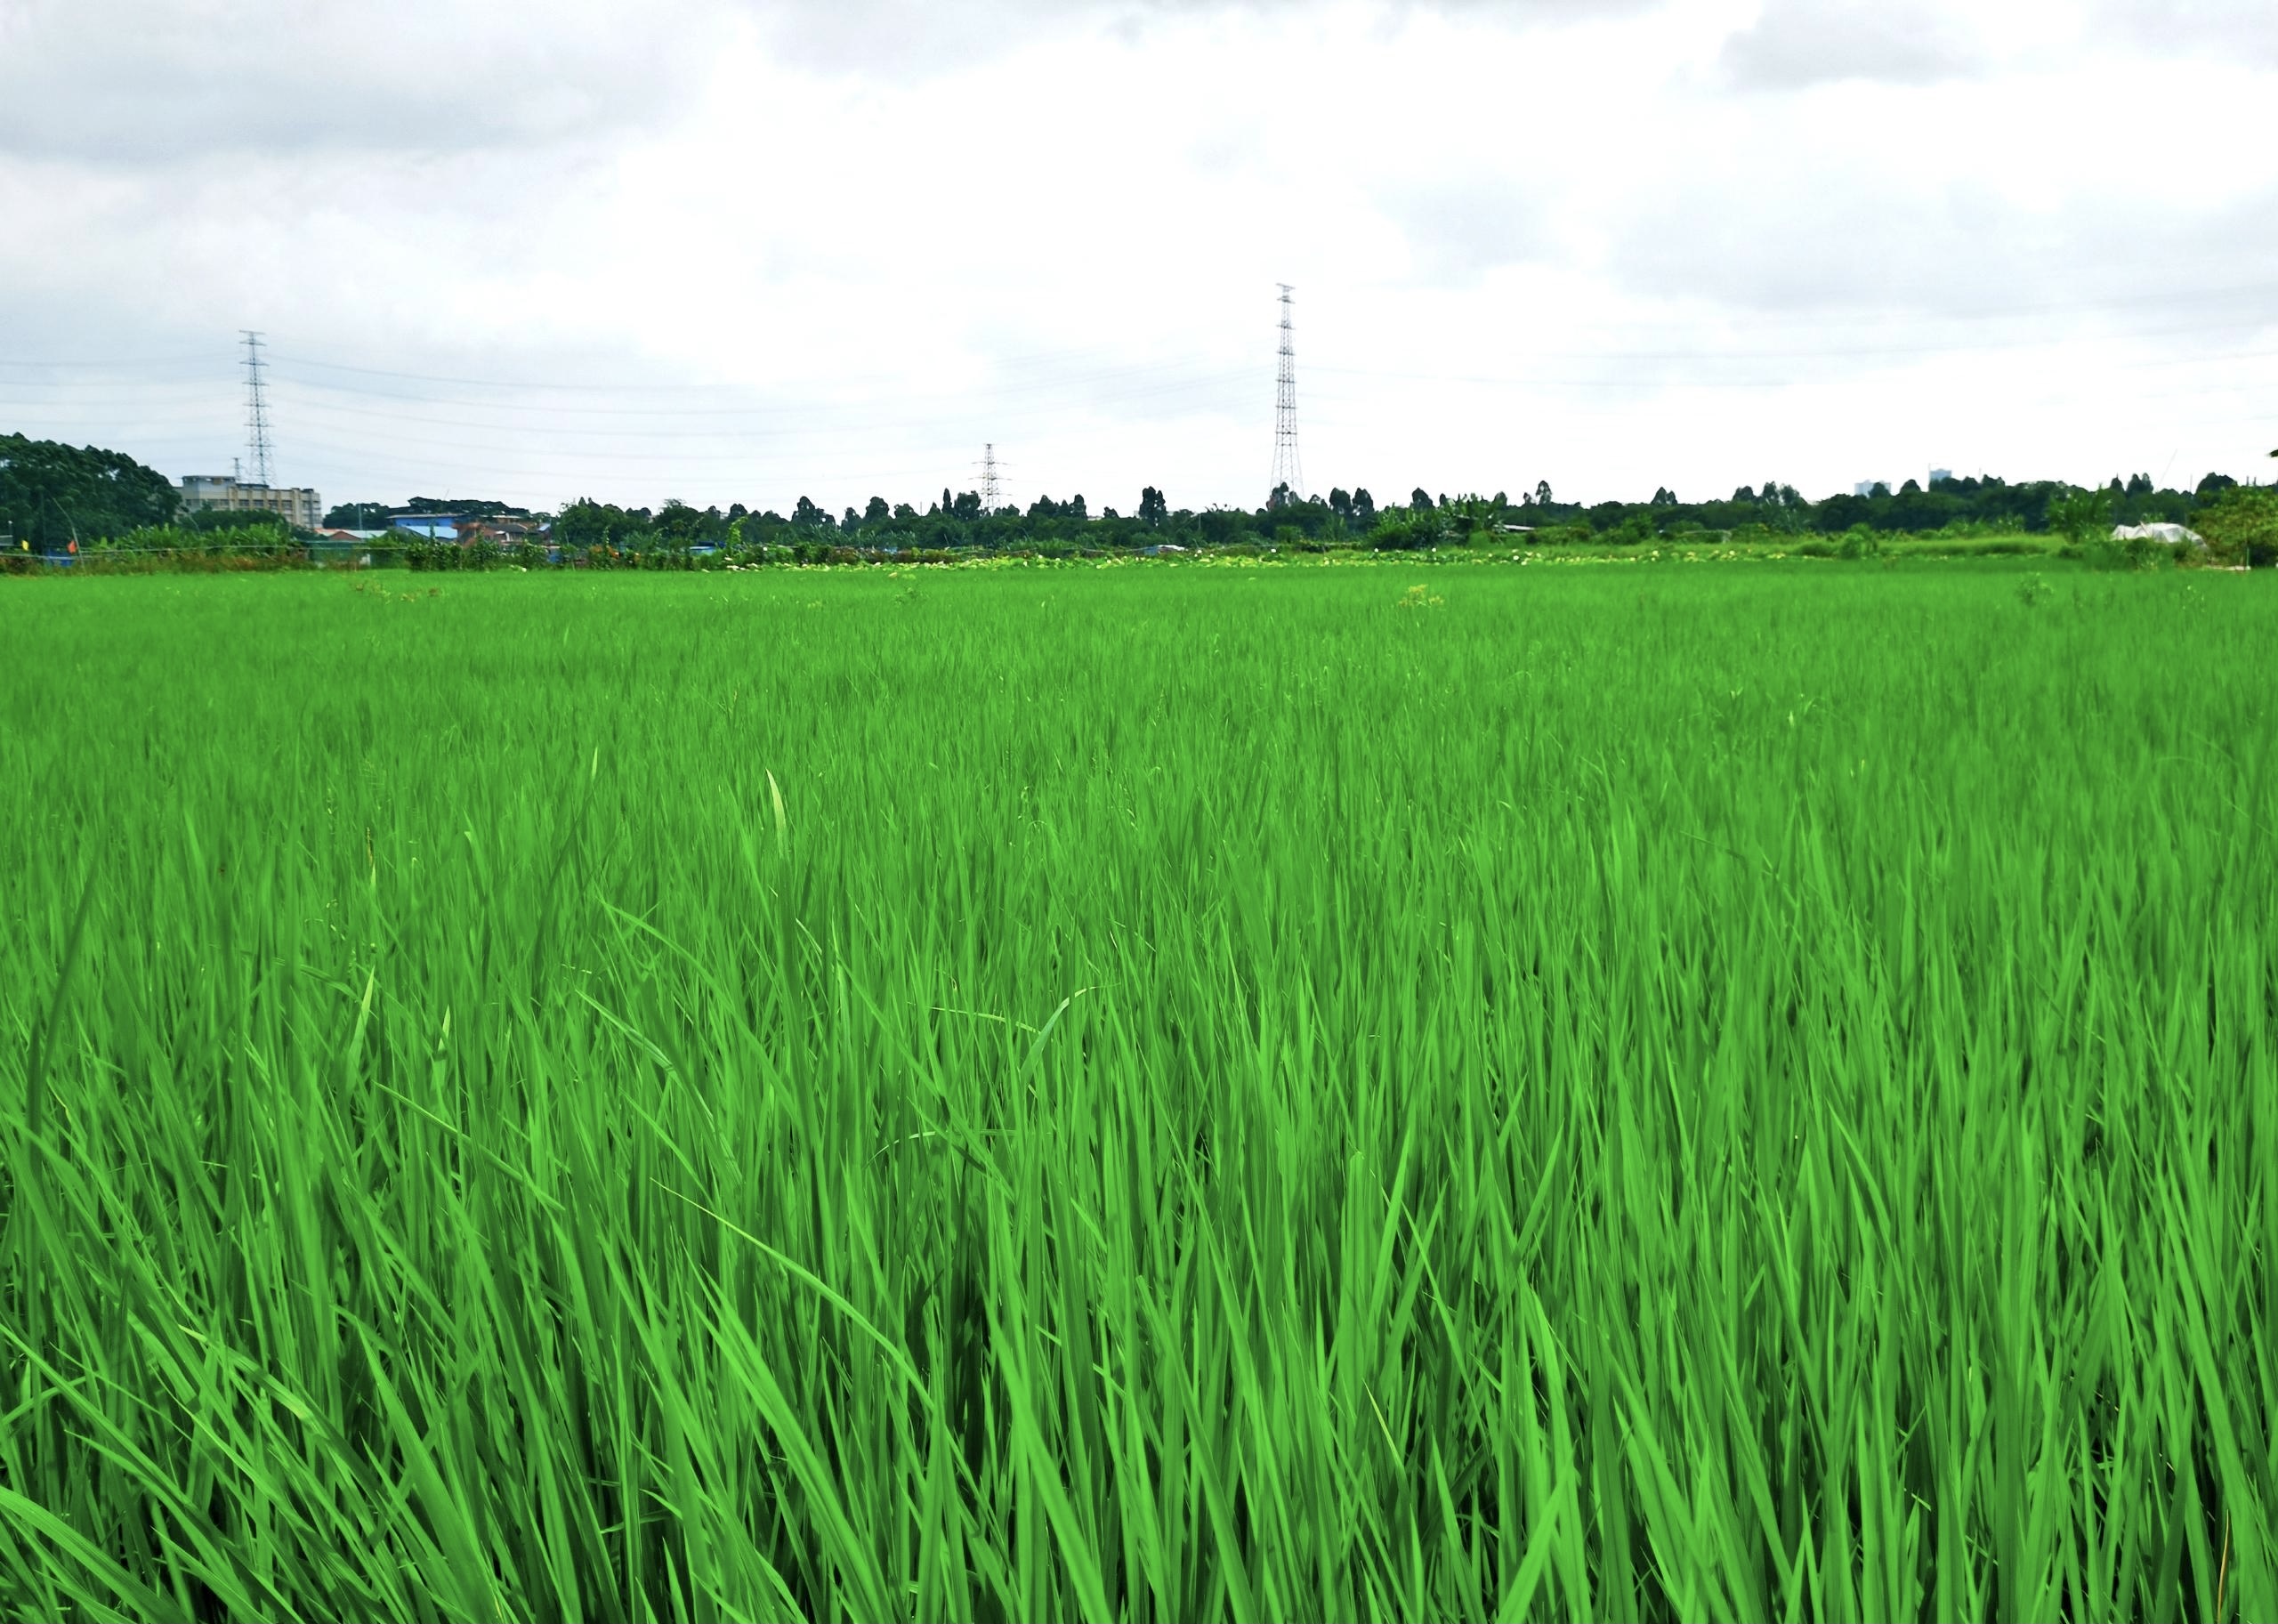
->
xmin=2 ymin=561 xmax=2272 ymax=1623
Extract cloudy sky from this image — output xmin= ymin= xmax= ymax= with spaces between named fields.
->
xmin=2 ymin=0 xmax=2271 ymax=516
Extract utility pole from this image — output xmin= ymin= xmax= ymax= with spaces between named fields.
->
xmin=1272 ymin=285 xmax=1304 ymax=503
xmin=241 ymin=330 xmax=274 ymax=487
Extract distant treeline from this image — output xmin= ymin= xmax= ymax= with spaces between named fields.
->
xmin=543 ymin=470 xmax=2238 ymax=553
xmin=1 ymin=432 xmax=2258 ymax=557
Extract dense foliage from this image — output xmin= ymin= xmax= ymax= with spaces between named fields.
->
xmin=2 ymin=566 xmax=2272 ymax=1622
xmin=527 ymin=468 xmax=2226 ymax=557
xmin=2193 ymin=486 xmax=2278 ymax=570
xmin=63 ymin=520 xmax=306 ymax=570
xmin=0 ymin=434 xmax=179 ymax=551
xmin=326 ymin=497 xmax=540 ymax=528
xmin=0 ymin=427 xmax=2252 ymax=562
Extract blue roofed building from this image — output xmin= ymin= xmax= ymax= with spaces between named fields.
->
xmin=391 ymin=513 xmax=469 ymax=540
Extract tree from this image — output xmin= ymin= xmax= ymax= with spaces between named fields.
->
xmin=1535 ymin=480 xmax=1553 ymax=507
xmin=655 ymin=499 xmax=715 ymax=543
xmin=2193 ymin=485 xmax=2278 ymax=568
xmin=1195 ymin=506 xmax=1251 ymax=547
xmin=1410 ymin=488 xmax=1433 ymax=513
xmin=2047 ymin=488 xmax=2111 ymax=545
xmin=1368 ymin=505 xmax=1439 ymax=551
xmin=553 ymin=498 xmax=650 ymax=550
xmin=791 ymin=496 xmax=832 ymax=529
xmin=0 ymin=434 xmax=180 ymax=549
xmin=1814 ymin=494 xmax=1870 ymax=532
xmin=864 ymin=496 xmax=891 ymax=526
xmin=1353 ymin=489 xmax=1377 ymax=527
xmin=1651 ymin=487 xmax=1678 ymax=507
xmin=401 ymin=496 xmax=530 ymax=518
xmin=1138 ymin=486 xmax=1168 ymax=527
xmin=185 ymin=506 xmax=289 ymax=536
xmin=1445 ymin=493 xmax=1505 ymax=544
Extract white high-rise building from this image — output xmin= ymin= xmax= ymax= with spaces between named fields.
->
xmin=177 ymin=474 xmax=321 ymax=529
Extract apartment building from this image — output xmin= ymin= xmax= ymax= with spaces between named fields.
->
xmin=178 ymin=474 xmax=322 ymax=529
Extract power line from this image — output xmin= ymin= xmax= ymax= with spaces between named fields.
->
xmin=0 ymin=351 xmax=238 ymax=373
xmin=256 ymin=336 xmax=1163 ymax=393
xmin=256 ymin=371 xmax=1256 ymax=448
xmin=1272 ymin=284 xmax=1303 ymax=500
xmin=258 ymin=357 xmax=1256 ymax=418
xmin=242 ymin=330 xmax=274 ymax=485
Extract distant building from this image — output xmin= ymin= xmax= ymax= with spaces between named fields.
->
xmin=311 ymin=529 xmax=377 ymax=567
xmin=1929 ymin=468 xmax=1954 ymax=485
xmin=1854 ymin=481 xmax=1883 ymax=497
xmin=390 ymin=513 xmax=541 ymax=545
xmin=390 ymin=513 xmax=467 ymax=540
xmin=178 ymin=474 xmax=321 ymax=529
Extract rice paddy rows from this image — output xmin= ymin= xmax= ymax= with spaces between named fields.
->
xmin=1 ymin=563 xmax=2272 ymax=1622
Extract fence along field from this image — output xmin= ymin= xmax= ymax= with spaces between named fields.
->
xmin=0 ymin=564 xmax=2272 ymax=1623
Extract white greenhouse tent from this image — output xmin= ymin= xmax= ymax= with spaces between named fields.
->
xmin=2112 ymin=522 xmax=2203 ymax=545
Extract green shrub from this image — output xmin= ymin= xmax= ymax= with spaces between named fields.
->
xmin=2194 ymin=486 xmax=2278 ymax=568
xmin=2072 ymin=532 xmax=2165 ymax=572
xmin=2047 ymin=489 xmax=2113 ymax=545
xmin=1367 ymin=509 xmax=1441 ymax=551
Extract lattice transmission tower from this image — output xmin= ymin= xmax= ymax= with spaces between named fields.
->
xmin=241 ymin=330 xmax=275 ymax=486
xmin=1271 ymin=284 xmax=1304 ymax=501
xmin=979 ymin=443 xmax=1005 ymax=513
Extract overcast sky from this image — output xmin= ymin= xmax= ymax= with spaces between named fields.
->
xmin=2 ymin=0 xmax=2271 ymax=515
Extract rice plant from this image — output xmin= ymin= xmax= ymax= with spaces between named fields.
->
xmin=1 ymin=563 xmax=2271 ymax=1622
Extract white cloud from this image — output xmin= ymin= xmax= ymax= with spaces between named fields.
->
xmin=737 ymin=0 xmax=1653 ymax=75
xmin=0 ymin=0 xmax=734 ymax=161
xmin=1719 ymin=0 xmax=1980 ymax=88
xmin=2088 ymin=0 xmax=2278 ymax=66
xmin=0 ymin=0 xmax=2271 ymax=514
